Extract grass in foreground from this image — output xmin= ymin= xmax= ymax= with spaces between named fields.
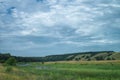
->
xmin=0 ymin=60 xmax=120 ymax=80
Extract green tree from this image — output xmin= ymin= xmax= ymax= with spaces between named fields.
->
xmin=5 ymin=57 xmax=17 ymax=66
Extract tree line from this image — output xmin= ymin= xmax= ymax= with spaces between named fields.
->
xmin=0 ymin=51 xmax=116 ymax=63
xmin=0 ymin=53 xmax=44 ymax=63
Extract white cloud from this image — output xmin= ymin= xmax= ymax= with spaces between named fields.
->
xmin=13 ymin=1 xmax=102 ymax=38
xmin=0 ymin=0 xmax=120 ymax=53
xmin=91 ymin=39 xmax=119 ymax=44
xmin=20 ymin=28 xmax=38 ymax=36
xmin=1 ymin=0 xmax=119 ymax=38
xmin=98 ymin=3 xmax=120 ymax=8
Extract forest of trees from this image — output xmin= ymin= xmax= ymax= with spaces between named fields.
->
xmin=0 ymin=53 xmax=11 ymax=63
xmin=0 ymin=53 xmax=44 ymax=63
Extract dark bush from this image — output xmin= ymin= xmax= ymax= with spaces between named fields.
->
xmin=5 ymin=57 xmax=17 ymax=66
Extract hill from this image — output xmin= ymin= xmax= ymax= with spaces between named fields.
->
xmin=43 ymin=51 xmax=120 ymax=61
xmin=0 ymin=51 xmax=120 ymax=62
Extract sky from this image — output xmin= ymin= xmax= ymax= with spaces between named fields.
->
xmin=0 ymin=0 xmax=120 ymax=56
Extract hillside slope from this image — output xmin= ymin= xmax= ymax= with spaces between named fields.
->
xmin=44 ymin=51 xmax=120 ymax=61
xmin=0 ymin=51 xmax=120 ymax=62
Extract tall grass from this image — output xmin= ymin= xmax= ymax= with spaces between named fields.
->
xmin=0 ymin=60 xmax=120 ymax=80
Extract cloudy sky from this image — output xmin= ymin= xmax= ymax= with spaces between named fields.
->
xmin=0 ymin=0 xmax=120 ymax=56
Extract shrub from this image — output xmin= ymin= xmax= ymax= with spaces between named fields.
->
xmin=5 ymin=57 xmax=17 ymax=66
xmin=42 ymin=61 xmax=44 ymax=64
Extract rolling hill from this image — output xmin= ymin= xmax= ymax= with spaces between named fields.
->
xmin=0 ymin=51 xmax=120 ymax=62
xmin=43 ymin=51 xmax=120 ymax=61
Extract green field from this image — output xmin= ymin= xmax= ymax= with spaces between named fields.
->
xmin=0 ymin=60 xmax=120 ymax=80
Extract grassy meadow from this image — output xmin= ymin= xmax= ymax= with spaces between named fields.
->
xmin=0 ymin=60 xmax=120 ymax=80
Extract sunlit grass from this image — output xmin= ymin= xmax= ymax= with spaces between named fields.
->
xmin=0 ymin=60 xmax=120 ymax=80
